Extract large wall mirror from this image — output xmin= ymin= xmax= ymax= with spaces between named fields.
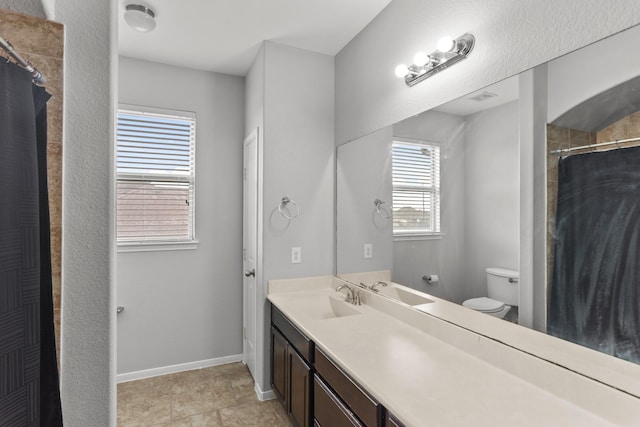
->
xmin=336 ymin=24 xmax=640 ymax=374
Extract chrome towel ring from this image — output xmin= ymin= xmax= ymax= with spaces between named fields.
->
xmin=374 ymin=198 xmax=391 ymax=219
xmin=278 ymin=196 xmax=299 ymax=220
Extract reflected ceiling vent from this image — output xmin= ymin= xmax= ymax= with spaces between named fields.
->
xmin=469 ymin=91 xmax=498 ymax=102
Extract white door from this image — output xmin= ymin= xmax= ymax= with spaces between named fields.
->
xmin=243 ymin=129 xmax=259 ymax=379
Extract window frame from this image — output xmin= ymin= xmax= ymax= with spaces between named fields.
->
xmin=116 ymin=104 xmax=198 ymax=252
xmin=391 ymin=138 xmax=442 ymax=240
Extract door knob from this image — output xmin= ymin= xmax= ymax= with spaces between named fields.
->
xmin=244 ymin=269 xmax=255 ymax=277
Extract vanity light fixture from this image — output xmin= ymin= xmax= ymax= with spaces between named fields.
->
xmin=396 ymin=33 xmax=475 ymax=87
xmin=124 ymin=4 xmax=157 ymax=33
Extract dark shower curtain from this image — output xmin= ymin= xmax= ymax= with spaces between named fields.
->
xmin=0 ymin=62 xmax=63 ymax=425
xmin=548 ymin=146 xmax=640 ymax=364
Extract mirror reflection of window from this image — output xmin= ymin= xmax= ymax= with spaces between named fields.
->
xmin=391 ymin=140 xmax=440 ymax=237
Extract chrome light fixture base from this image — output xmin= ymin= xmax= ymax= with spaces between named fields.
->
xmin=402 ymin=33 xmax=475 ymax=87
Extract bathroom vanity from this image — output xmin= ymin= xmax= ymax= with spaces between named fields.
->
xmin=267 ymin=275 xmax=640 ymax=427
xmin=271 ymin=305 xmax=385 ymax=427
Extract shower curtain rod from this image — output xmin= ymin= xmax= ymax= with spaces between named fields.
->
xmin=0 ymin=35 xmax=46 ymax=85
xmin=550 ymin=136 xmax=640 ymax=155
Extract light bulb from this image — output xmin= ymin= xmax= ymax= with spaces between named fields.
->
xmin=437 ymin=36 xmax=456 ymax=52
xmin=394 ymin=64 xmax=409 ymax=78
xmin=413 ymin=52 xmax=431 ymax=67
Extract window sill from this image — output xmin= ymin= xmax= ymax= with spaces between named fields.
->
xmin=393 ymin=233 xmax=443 ymax=242
xmin=117 ymin=240 xmax=199 ymax=253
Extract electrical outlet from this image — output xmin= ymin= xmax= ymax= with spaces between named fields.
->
xmin=364 ymin=243 xmax=373 ymax=259
xmin=291 ymin=247 xmax=302 ymax=264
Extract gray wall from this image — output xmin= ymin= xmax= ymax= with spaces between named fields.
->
xmin=519 ymin=66 xmax=548 ymax=329
xmin=337 ymin=104 xmax=519 ymax=304
xmin=336 ymin=126 xmax=393 ymax=274
xmin=547 ymin=24 xmax=640 ymax=123
xmin=245 ymin=42 xmax=335 ymax=392
xmin=463 ymin=101 xmax=520 ymax=298
xmin=0 ymin=0 xmax=45 ymax=17
xmin=245 ymin=42 xmax=335 ymax=394
xmin=262 ymin=42 xmax=335 ymax=283
xmin=392 ymin=111 xmax=466 ymax=302
xmin=57 ymin=0 xmax=117 ymax=425
xmin=261 ymin=41 xmax=335 ymax=390
xmin=117 ymin=57 xmax=245 ymax=375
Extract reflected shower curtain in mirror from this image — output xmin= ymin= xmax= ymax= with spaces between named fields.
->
xmin=0 ymin=62 xmax=63 ymax=424
xmin=549 ymin=146 xmax=640 ymax=364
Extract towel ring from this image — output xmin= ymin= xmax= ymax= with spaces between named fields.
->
xmin=278 ymin=196 xmax=299 ymax=220
xmin=374 ymin=199 xmax=391 ymax=219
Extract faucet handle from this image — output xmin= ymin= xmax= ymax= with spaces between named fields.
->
xmin=370 ymin=281 xmax=388 ymax=292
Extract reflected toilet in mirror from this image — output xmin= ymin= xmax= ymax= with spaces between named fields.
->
xmin=462 ymin=268 xmax=518 ymax=321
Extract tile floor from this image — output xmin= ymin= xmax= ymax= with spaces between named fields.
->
xmin=117 ymin=362 xmax=294 ymax=426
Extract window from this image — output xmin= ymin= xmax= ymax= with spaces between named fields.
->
xmin=392 ymin=140 xmax=441 ymax=237
xmin=116 ymin=105 xmax=196 ymax=248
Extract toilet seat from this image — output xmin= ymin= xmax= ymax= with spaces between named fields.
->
xmin=463 ymin=297 xmax=505 ymax=313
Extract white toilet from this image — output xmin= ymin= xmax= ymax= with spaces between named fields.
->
xmin=463 ymin=268 xmax=519 ymax=319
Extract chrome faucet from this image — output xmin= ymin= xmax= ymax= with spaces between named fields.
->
xmin=335 ymin=284 xmax=361 ymax=305
xmin=369 ymin=281 xmax=388 ymax=292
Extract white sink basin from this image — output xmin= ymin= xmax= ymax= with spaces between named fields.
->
xmin=300 ymin=295 xmax=362 ymax=320
xmin=377 ymin=286 xmax=434 ymax=306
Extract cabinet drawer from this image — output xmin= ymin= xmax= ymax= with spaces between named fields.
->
xmin=272 ymin=306 xmax=314 ymax=362
xmin=314 ymin=375 xmax=364 ymax=427
xmin=314 ymin=348 xmax=381 ymax=427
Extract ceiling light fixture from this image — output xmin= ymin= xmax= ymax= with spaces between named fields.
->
xmin=395 ymin=33 xmax=475 ymax=87
xmin=124 ymin=4 xmax=156 ymax=33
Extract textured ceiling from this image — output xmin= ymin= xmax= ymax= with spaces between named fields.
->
xmin=118 ymin=0 xmax=392 ymax=76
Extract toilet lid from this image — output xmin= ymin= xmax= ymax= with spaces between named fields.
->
xmin=463 ymin=297 xmax=505 ymax=313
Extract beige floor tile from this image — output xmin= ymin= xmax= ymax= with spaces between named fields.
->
xmin=226 ymin=371 xmax=257 ymax=403
xmin=218 ymin=401 xmax=286 ymax=427
xmin=171 ymin=376 xmax=236 ymax=419
xmin=170 ymin=410 xmax=223 ymax=427
xmin=118 ymin=362 xmax=293 ymax=427
xmin=118 ymin=392 xmax=172 ymax=426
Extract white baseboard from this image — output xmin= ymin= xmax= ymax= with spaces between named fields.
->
xmin=117 ymin=354 xmax=243 ymax=383
xmin=255 ymin=382 xmax=275 ymax=401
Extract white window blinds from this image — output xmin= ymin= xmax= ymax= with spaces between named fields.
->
xmin=392 ymin=140 xmax=440 ymax=236
xmin=116 ymin=106 xmax=196 ymax=243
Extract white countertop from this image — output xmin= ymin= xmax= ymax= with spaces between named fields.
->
xmin=267 ymin=276 xmax=640 ymax=427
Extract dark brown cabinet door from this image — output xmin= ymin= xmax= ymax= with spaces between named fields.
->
xmin=289 ymin=348 xmax=311 ymax=427
xmin=271 ymin=327 xmax=288 ymax=404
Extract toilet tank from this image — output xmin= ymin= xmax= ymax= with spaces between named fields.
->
xmin=486 ymin=268 xmax=519 ymax=306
